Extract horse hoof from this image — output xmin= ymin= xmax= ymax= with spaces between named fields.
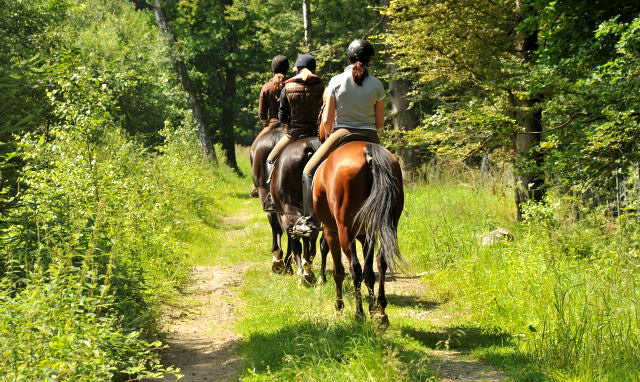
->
xmin=271 ymin=260 xmax=285 ymax=274
xmin=335 ymin=300 xmax=344 ymax=311
xmin=372 ymin=313 xmax=389 ymax=329
xmin=298 ymin=272 xmax=316 ymax=287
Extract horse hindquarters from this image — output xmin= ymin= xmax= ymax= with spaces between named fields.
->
xmin=353 ymin=143 xmax=404 ymax=326
xmin=315 ymin=142 xmax=403 ymax=324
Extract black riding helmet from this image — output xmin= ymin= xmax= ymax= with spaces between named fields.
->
xmin=271 ymin=55 xmax=289 ymax=74
xmin=347 ymin=39 xmax=374 ymax=64
xmin=295 ymin=54 xmax=316 ymax=72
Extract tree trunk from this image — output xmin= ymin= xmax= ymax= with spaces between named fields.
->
xmin=219 ymin=2 xmax=240 ymax=172
xmin=514 ymin=102 xmax=544 ymax=219
xmin=152 ymin=0 xmax=216 ymax=162
xmin=302 ymin=0 xmax=311 ymax=49
xmin=220 ymin=63 xmax=239 ymax=172
xmin=513 ymin=0 xmax=544 ymax=219
xmin=379 ymin=0 xmax=421 ymax=174
xmin=388 ymin=62 xmax=421 ymax=174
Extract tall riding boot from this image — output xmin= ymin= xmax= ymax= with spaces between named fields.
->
xmin=249 ymin=152 xmax=258 ymax=198
xmin=294 ymin=173 xmax=320 ymax=237
xmin=262 ymin=160 xmax=276 ymax=212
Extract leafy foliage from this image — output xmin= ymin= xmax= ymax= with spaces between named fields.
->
xmin=383 ymin=0 xmax=640 ymax=205
xmin=0 ymin=0 xmax=230 ymax=378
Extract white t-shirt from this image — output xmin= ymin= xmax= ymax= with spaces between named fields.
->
xmin=327 ymin=65 xmax=385 ymax=130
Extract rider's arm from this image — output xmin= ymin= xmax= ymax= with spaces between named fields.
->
xmin=320 ymin=95 xmax=336 ymax=138
xmin=258 ymin=84 xmax=269 ymax=126
xmin=375 ymin=99 xmax=384 ymax=131
xmin=278 ymin=87 xmax=290 ymax=125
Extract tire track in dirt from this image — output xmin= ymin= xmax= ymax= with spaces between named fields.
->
xmin=156 ymin=263 xmax=254 ymax=381
xmin=386 ymin=274 xmax=507 ymax=381
xmin=148 ymin=202 xmax=263 ymax=381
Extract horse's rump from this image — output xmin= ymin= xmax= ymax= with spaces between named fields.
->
xmin=272 ymin=136 xmax=320 ymax=228
xmin=315 ymin=141 xmax=404 ymax=266
xmin=252 ymin=127 xmax=284 ymax=202
xmin=313 ymin=140 xmax=404 ymax=322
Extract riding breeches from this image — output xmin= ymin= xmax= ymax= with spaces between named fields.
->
xmin=266 ymin=127 xmax=317 ymax=162
xmin=267 ymin=134 xmax=291 ymax=162
xmin=303 ymin=127 xmax=380 ymax=176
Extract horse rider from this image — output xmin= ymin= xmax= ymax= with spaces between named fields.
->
xmin=293 ymin=39 xmax=384 ymax=236
xmin=262 ymin=53 xmax=324 ymax=212
xmin=249 ymin=55 xmax=289 ymax=197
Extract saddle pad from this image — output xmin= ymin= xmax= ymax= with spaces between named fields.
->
xmin=336 ymin=132 xmax=377 ymax=148
xmin=312 ymin=159 xmax=327 ymax=191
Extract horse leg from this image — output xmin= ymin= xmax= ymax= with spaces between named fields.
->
xmin=301 ymin=230 xmax=318 ymax=286
xmin=324 ymin=230 xmax=344 ymax=311
xmin=291 ymin=234 xmax=303 ymax=277
xmin=269 ymin=212 xmax=285 ymax=274
xmin=359 ymin=236 xmax=376 ymax=315
xmin=339 ymin=226 xmax=364 ymax=319
xmin=319 ymin=234 xmax=329 ymax=284
xmin=374 ymin=252 xmax=390 ymax=328
xmin=284 ymin=233 xmax=294 ymax=274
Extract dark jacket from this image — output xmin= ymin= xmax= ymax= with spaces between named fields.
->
xmin=278 ymin=73 xmax=323 ymax=138
xmin=258 ymin=78 xmax=286 ymax=125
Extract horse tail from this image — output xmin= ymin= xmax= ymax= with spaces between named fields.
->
xmin=354 ymin=143 xmax=404 ymax=271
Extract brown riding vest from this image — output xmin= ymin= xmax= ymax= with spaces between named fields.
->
xmin=283 ymin=75 xmax=323 ymax=135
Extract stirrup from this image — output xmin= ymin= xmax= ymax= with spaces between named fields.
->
xmin=293 ymin=216 xmax=319 ymax=237
xmin=263 ymin=193 xmax=276 ymax=212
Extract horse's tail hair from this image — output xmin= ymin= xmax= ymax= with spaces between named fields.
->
xmin=354 ymin=143 xmax=404 ymax=271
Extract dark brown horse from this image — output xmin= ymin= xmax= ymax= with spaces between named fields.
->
xmin=251 ymin=127 xmax=288 ymax=273
xmin=271 ymin=136 xmax=321 ymax=283
xmin=314 ymin=141 xmax=404 ymax=326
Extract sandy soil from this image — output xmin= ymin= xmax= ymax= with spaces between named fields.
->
xmin=154 ymin=264 xmax=253 ymax=382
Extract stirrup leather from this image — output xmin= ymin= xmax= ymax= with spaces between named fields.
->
xmin=293 ymin=216 xmax=320 ymax=237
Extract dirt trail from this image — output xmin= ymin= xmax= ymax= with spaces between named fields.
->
xmin=156 ymin=266 xmax=505 ymax=381
xmin=157 ymin=263 xmax=253 ymax=381
xmin=386 ymin=274 xmax=507 ymax=381
xmin=153 ymin=193 xmax=504 ymax=382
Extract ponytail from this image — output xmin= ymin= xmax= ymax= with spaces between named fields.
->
xmin=298 ymin=67 xmax=313 ymax=82
xmin=352 ymin=61 xmax=368 ymax=86
xmin=272 ymin=73 xmax=285 ymax=101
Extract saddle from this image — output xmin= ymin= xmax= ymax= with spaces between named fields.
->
xmin=336 ymin=132 xmax=378 ymax=148
xmin=285 ymin=126 xmax=318 ymax=141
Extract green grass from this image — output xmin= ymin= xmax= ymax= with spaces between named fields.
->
xmin=395 ymin=174 xmax=640 ymax=381
xmin=176 ymin=145 xmax=275 ymax=267
xmin=188 ymin=156 xmax=640 ymax=381
xmin=236 ymin=270 xmax=437 ymax=381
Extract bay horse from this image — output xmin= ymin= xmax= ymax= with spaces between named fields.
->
xmin=271 ymin=136 xmax=321 ymax=284
xmin=251 ymin=127 xmax=289 ymax=273
xmin=314 ymin=141 xmax=404 ymax=326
